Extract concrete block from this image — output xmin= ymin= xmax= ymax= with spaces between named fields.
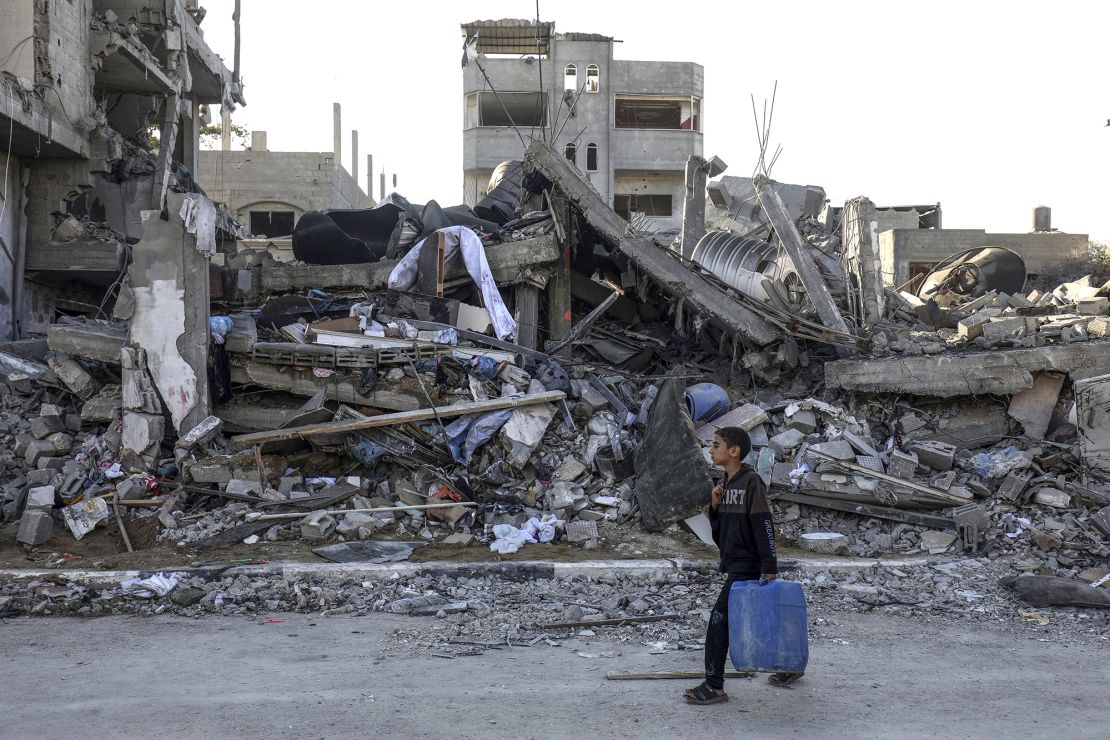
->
xmin=908 ymin=440 xmax=956 ymax=471
xmin=81 ymin=384 xmax=122 ymax=421
xmin=30 ymin=415 xmax=66 ymax=440
xmin=278 ymin=475 xmax=305 ymax=495
xmin=983 ymin=317 xmax=1027 ymax=344
xmin=787 ymin=409 xmax=817 ymax=434
xmin=17 ymin=509 xmax=53 ymax=545
xmin=47 ymin=432 xmax=74 ymax=454
xmin=997 ymin=470 xmax=1033 ymax=502
xmin=1076 ymin=298 xmax=1109 ymax=315
xmin=920 ymin=530 xmax=957 ymax=554
xmin=695 ymin=403 xmax=769 ymax=444
xmin=1033 ymin=487 xmax=1070 ymax=509
xmin=798 ymin=532 xmax=848 ymax=554
xmin=957 ymin=308 xmax=1003 ymax=339
xmin=225 ymin=479 xmax=263 ymax=496
xmin=554 ymin=457 xmax=587 ymax=482
xmin=37 ymin=457 xmax=67 ymax=471
xmin=887 ymin=449 xmax=919 ymax=479
xmin=115 ymin=477 xmax=147 ymax=501
xmin=564 ymin=519 xmax=599 ymax=543
xmin=176 ymin=415 xmax=223 ymax=450
xmin=299 ymin=511 xmax=336 ymax=540
xmin=47 ymin=353 xmax=100 ymax=400
xmin=768 ymin=428 xmax=805 ymax=459
xmin=25 ymin=485 xmax=56 ymax=511
xmin=122 ymin=412 xmax=165 ymax=455
xmin=1008 ymin=373 xmax=1064 ymax=440
xmin=25 ymin=439 xmax=56 ymax=465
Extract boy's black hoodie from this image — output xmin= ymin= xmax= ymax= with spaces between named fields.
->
xmin=708 ymin=464 xmax=778 ymax=579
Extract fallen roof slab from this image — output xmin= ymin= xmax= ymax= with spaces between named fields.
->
xmin=525 ymin=142 xmax=777 ymax=346
xmin=825 ymin=341 xmax=1110 ymax=396
xmin=259 ymin=234 xmax=560 ymax=294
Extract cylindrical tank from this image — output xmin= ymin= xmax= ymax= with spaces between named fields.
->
xmin=1033 ymin=205 xmax=1051 ymax=232
xmin=690 ymin=230 xmax=793 ymax=302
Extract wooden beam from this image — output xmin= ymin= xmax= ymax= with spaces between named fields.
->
xmin=231 ymin=390 xmax=566 ymax=447
xmin=754 ymin=176 xmax=854 ymax=355
xmin=525 ymin=142 xmax=777 ymax=346
xmin=515 ymin=284 xmax=541 ymax=350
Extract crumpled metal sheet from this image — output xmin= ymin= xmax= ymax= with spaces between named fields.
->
xmin=634 ymin=371 xmax=713 ymax=531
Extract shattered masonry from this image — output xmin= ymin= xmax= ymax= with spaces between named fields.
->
xmin=0 ymin=13 xmax=1107 ymax=640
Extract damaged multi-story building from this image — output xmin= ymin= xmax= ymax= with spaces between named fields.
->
xmin=0 ymin=0 xmax=244 ymax=339
xmin=461 ymin=19 xmax=703 ymax=232
xmin=1 ymin=0 xmax=244 ymax=468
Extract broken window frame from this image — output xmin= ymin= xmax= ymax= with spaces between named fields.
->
xmin=464 ymin=91 xmax=548 ymax=128
xmin=613 ymin=94 xmax=701 ymax=131
xmin=586 ymin=143 xmax=598 ymax=172
xmin=586 ymin=64 xmax=600 ymax=93
xmin=249 ymin=210 xmax=295 ymax=238
xmin=613 ymin=194 xmax=673 ymax=219
xmin=564 ymin=64 xmax=577 ymax=91
xmin=565 ymin=142 xmax=577 ymax=166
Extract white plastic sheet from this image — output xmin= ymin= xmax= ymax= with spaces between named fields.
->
xmin=388 ymin=225 xmax=516 ymax=340
xmin=120 ymin=572 xmax=179 ymax=598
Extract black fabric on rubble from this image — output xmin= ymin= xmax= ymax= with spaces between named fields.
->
xmin=209 ymin=344 xmax=232 ymax=404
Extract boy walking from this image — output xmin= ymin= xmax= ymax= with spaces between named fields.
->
xmin=684 ymin=426 xmax=800 ymax=704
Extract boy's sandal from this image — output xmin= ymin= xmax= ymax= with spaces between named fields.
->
xmin=684 ymin=682 xmax=728 ymax=704
xmin=768 ymin=671 xmax=804 ymax=687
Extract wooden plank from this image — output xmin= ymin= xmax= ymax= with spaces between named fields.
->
xmin=231 ymin=391 xmax=566 ymax=447
xmin=607 ymin=671 xmax=753 ymax=681
xmin=755 ymin=175 xmax=853 ymax=355
xmin=525 ymin=142 xmax=777 ymax=346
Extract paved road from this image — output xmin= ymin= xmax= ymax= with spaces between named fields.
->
xmin=2 ymin=611 xmax=1106 ymax=739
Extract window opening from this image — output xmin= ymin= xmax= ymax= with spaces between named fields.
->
xmin=586 ymin=143 xmax=598 ymax=172
xmin=586 ymin=64 xmax=599 ymax=93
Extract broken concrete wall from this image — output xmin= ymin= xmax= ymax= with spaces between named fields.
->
xmin=1074 ymin=373 xmax=1110 ymax=475
xmin=120 ymin=191 xmax=210 ymax=438
xmin=0 ymin=0 xmax=35 ymax=80
xmin=841 ymin=196 xmax=884 ymax=324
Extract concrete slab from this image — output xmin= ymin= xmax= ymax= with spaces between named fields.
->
xmin=1008 ymin=373 xmax=1065 ymax=440
xmin=825 ymin=342 xmax=1110 ymax=397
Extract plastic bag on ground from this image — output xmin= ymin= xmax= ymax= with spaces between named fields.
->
xmin=120 ymin=572 xmax=179 ymax=598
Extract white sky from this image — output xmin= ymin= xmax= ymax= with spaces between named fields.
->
xmin=196 ymin=0 xmax=1110 ymax=241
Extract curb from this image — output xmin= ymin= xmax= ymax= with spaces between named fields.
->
xmin=0 ymin=555 xmax=935 ymax=588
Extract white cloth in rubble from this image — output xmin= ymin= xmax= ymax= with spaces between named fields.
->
xmin=179 ymin=193 xmax=218 ymax=255
xmin=387 ymin=225 xmax=516 ymax=340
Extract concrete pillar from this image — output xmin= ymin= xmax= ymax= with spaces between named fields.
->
xmin=120 ymin=192 xmax=211 ymax=462
xmin=680 ymin=155 xmax=707 ymax=259
xmin=842 ymin=196 xmax=884 ymax=325
xmin=251 ymin=130 xmax=267 ymax=151
xmin=351 ymin=130 xmax=359 ymax=205
xmin=380 ymin=171 xmax=386 ymax=199
xmin=333 ymin=102 xmax=341 ymax=172
xmin=221 ymin=105 xmax=231 ymax=151
xmin=366 ymin=154 xmax=374 ymax=203
xmin=514 ymin=284 xmax=540 ymax=349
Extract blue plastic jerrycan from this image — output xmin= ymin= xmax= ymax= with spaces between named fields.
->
xmin=727 ymin=579 xmax=809 ymax=673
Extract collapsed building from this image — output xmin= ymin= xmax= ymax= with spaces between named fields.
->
xmin=0 ymin=16 xmax=1107 ymax=623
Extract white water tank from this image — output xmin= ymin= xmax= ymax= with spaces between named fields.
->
xmin=1032 ymin=205 xmax=1051 ymax=232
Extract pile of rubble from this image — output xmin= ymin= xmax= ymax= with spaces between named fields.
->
xmin=2 ymin=140 xmax=1109 ymax=627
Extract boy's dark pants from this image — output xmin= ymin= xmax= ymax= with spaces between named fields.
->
xmin=704 ymin=576 xmax=752 ymax=690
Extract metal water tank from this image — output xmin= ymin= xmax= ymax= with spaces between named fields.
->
xmin=1032 ymin=205 xmax=1051 ymax=232
xmin=691 ymin=230 xmax=794 ymax=302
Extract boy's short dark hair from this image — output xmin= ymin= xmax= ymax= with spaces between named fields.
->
xmin=715 ymin=427 xmax=751 ymax=459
